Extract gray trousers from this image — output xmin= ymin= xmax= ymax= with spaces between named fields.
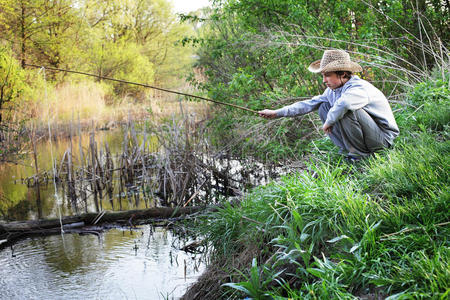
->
xmin=318 ymin=102 xmax=391 ymax=156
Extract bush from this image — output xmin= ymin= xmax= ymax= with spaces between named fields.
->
xmin=85 ymin=41 xmax=155 ymax=101
xmin=396 ymin=76 xmax=450 ymax=133
xmin=0 ymin=47 xmax=27 ymax=123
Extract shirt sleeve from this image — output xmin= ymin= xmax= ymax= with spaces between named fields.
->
xmin=275 ymin=90 xmax=329 ymax=117
xmin=324 ymin=86 xmax=369 ymax=126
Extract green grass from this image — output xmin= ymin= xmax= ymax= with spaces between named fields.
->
xmin=191 ymin=77 xmax=450 ymax=299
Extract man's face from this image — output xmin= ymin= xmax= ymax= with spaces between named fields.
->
xmin=322 ymin=72 xmax=343 ymax=90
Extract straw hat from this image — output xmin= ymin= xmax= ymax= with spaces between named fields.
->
xmin=308 ymin=50 xmax=362 ymax=73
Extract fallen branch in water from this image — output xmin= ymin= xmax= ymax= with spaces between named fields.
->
xmin=0 ymin=205 xmax=216 ymax=250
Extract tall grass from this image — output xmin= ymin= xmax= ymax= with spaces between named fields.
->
xmin=24 ymin=78 xmax=209 ymax=131
xmin=182 ymin=3 xmax=449 ymax=298
xmin=38 ymin=81 xmax=106 ymax=122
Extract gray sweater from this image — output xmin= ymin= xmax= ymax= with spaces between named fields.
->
xmin=275 ymin=76 xmax=400 ymax=141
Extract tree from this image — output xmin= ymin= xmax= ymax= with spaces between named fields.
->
xmin=131 ymin=0 xmax=195 ymax=88
xmin=0 ymin=0 xmax=87 ymax=82
xmin=86 ymin=39 xmax=155 ymax=98
xmin=80 ymin=0 xmax=194 ymax=97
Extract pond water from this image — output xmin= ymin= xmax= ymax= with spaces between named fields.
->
xmin=0 ymin=127 xmax=150 ymax=221
xmin=0 ymin=226 xmax=205 ymax=299
xmin=0 ymin=126 xmax=205 ymax=299
xmin=0 ymin=124 xmax=281 ymax=222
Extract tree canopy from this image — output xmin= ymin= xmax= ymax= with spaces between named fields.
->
xmin=0 ymin=0 xmax=198 ymax=161
xmin=0 ymin=0 xmax=195 ymax=99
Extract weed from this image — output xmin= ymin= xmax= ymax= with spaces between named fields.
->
xmin=223 ymin=257 xmax=283 ymax=299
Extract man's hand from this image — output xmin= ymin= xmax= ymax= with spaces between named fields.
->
xmin=258 ymin=109 xmax=278 ymax=119
xmin=322 ymin=123 xmax=333 ymax=134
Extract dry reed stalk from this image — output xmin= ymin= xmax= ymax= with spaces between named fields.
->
xmin=104 ymin=142 xmax=114 ymax=209
xmin=66 ymin=118 xmax=78 ymax=210
xmin=94 ymin=143 xmax=104 ymax=211
xmin=77 ymin=115 xmax=88 ymax=213
xmin=89 ymin=130 xmax=99 ymax=212
xmin=30 ymin=110 xmax=270 ymax=215
xmin=30 ymin=124 xmax=39 ymax=185
xmin=57 ymin=150 xmax=68 ymax=182
xmin=140 ymin=125 xmax=151 ymax=208
xmin=29 ymin=123 xmax=44 ymax=218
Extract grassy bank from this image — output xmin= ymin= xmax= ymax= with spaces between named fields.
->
xmin=184 ymin=77 xmax=449 ymax=299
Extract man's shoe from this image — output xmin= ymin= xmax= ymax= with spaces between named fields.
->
xmin=345 ymin=154 xmax=362 ymax=164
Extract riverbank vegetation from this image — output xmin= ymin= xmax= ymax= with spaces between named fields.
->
xmin=186 ymin=0 xmax=449 ymax=161
xmin=184 ymin=75 xmax=449 ymax=299
xmin=0 ymin=0 xmax=448 ymax=297
xmin=179 ymin=0 xmax=449 ymax=298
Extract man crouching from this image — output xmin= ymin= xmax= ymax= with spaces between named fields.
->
xmin=258 ymin=49 xmax=399 ymax=161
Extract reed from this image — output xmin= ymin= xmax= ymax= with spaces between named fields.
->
xmin=28 ymin=108 xmax=274 ymax=215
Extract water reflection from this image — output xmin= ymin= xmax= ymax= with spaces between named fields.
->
xmin=0 ymin=124 xmax=282 ymax=222
xmin=0 ymin=226 xmax=204 ymax=299
xmin=0 ymin=128 xmax=154 ymax=221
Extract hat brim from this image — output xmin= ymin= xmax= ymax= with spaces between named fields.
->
xmin=308 ymin=60 xmax=362 ymax=73
xmin=308 ymin=60 xmax=322 ymax=73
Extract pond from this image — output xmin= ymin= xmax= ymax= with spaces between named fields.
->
xmin=0 ymin=225 xmax=205 ymax=299
xmin=0 ymin=125 xmax=207 ymax=299
xmin=0 ymin=127 xmax=149 ymax=221
xmin=0 ymin=122 xmax=280 ymax=222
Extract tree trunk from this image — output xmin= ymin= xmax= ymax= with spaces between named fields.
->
xmin=20 ymin=0 xmax=26 ymax=69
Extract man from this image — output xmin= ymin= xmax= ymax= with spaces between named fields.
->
xmin=258 ymin=49 xmax=399 ymax=160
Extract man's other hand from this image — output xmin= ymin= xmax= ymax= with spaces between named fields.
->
xmin=323 ymin=123 xmax=333 ymax=134
xmin=258 ymin=109 xmax=278 ymax=119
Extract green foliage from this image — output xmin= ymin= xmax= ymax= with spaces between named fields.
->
xmin=362 ymin=135 xmax=449 ymax=200
xmin=223 ymin=258 xmax=282 ymax=299
xmin=404 ymin=78 xmax=450 ymax=132
xmin=72 ymin=0 xmax=194 ymax=96
xmin=0 ymin=0 xmax=195 ymax=101
xmin=86 ymin=40 xmax=154 ymax=98
xmin=198 ymin=201 xmax=245 ymax=258
xmin=0 ymin=47 xmax=30 ymax=161
xmin=0 ymin=0 xmax=197 ymax=161
xmin=0 ymin=47 xmax=27 ymax=120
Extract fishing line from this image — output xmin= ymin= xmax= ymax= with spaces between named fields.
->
xmin=25 ymin=63 xmax=259 ymax=114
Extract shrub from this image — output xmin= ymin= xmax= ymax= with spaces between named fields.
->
xmin=396 ymin=76 xmax=450 ymax=133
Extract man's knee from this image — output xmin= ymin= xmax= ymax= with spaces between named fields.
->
xmin=318 ymin=102 xmax=331 ymax=123
xmin=341 ymin=108 xmax=389 ymax=152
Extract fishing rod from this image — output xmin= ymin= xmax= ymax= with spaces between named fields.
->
xmin=24 ymin=63 xmax=259 ymax=114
